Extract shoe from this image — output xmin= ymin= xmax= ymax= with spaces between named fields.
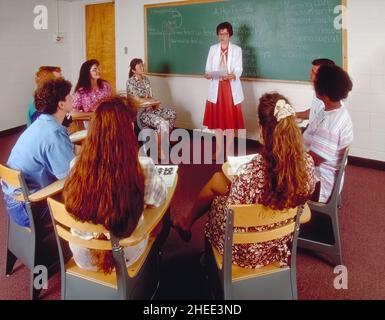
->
xmin=171 ymin=223 xmax=192 ymax=242
xmin=177 ymin=228 xmax=192 ymax=243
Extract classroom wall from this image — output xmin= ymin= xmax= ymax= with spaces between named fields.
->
xmin=345 ymin=0 xmax=385 ymax=161
xmin=1 ymin=0 xmax=384 ymax=162
xmin=0 ymin=0 xmax=73 ymax=131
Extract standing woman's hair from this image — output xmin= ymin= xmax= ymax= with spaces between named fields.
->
xmin=129 ymin=58 xmax=143 ymax=78
xmin=74 ymin=59 xmax=105 ymax=92
xmin=258 ymin=92 xmax=310 ymax=210
xmin=63 ymin=96 xmax=145 ymax=239
xmin=216 ymin=21 xmax=233 ymax=36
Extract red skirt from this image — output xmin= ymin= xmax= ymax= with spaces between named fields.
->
xmin=203 ymin=80 xmax=245 ymax=130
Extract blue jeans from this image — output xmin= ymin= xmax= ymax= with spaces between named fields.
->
xmin=3 ymin=194 xmax=50 ymax=228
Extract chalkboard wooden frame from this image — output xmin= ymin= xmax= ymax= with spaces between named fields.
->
xmin=144 ymin=0 xmax=347 ymax=83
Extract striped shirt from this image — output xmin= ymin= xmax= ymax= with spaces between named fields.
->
xmin=309 ymin=95 xmax=325 ymax=124
xmin=303 ymin=103 xmax=353 ymax=202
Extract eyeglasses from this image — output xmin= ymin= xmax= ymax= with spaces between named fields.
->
xmin=218 ymin=32 xmax=230 ymax=36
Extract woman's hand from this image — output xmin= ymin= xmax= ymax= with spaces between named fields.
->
xmin=204 ymin=73 xmax=213 ymax=80
xmin=221 ymin=73 xmax=236 ymax=81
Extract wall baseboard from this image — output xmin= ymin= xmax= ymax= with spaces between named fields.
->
xmin=0 ymin=125 xmax=25 ymax=137
xmin=348 ymin=156 xmax=385 ymax=171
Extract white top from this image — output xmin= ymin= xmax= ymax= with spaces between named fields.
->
xmin=69 ymin=156 xmax=167 ymax=271
xmin=309 ymin=94 xmax=325 ymax=124
xmin=205 ymin=42 xmax=244 ymax=105
xmin=303 ymin=103 xmax=353 ymax=202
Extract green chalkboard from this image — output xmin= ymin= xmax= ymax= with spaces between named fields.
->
xmin=145 ymin=0 xmax=345 ymax=82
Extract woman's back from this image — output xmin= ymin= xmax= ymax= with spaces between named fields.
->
xmin=205 ymin=152 xmax=315 ymax=269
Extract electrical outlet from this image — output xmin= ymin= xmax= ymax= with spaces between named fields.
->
xmin=53 ymin=33 xmax=64 ymax=44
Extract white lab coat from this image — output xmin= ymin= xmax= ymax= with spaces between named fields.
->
xmin=205 ymin=42 xmax=244 ymax=105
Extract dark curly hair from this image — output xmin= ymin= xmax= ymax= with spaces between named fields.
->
xmin=314 ymin=65 xmax=353 ymax=102
xmin=216 ymin=21 xmax=233 ymax=36
xmin=34 ymin=78 xmax=72 ymax=114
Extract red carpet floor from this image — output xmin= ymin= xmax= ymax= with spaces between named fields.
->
xmin=0 ymin=130 xmax=384 ymax=300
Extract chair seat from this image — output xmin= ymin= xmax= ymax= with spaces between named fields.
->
xmin=65 ymin=236 xmax=156 ymax=288
xmin=211 ymin=246 xmax=287 ymax=282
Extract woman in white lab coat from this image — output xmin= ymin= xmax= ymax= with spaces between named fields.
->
xmin=203 ymin=22 xmax=245 ymax=159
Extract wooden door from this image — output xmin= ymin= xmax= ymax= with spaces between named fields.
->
xmin=85 ymin=2 xmax=116 ymax=91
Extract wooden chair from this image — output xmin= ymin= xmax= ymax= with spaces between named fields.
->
xmin=298 ymin=147 xmax=350 ymax=266
xmin=47 ymin=175 xmax=178 ymax=300
xmin=205 ymin=203 xmax=311 ymax=300
xmin=0 ymin=164 xmax=65 ymax=299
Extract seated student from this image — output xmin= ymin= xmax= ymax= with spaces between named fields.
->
xmin=63 ymin=96 xmax=167 ymax=273
xmin=73 ymin=59 xmax=113 ymax=112
xmin=27 ymin=66 xmax=72 ymax=127
xmin=172 ymin=93 xmax=316 ymax=268
xmin=303 ymin=64 xmax=353 ymax=203
xmin=127 ymin=58 xmax=176 ymax=160
xmin=1 ymin=78 xmax=76 ymax=227
xmin=296 ymin=58 xmax=335 ymax=125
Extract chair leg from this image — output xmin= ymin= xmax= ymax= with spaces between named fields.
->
xmin=30 ymin=270 xmax=42 ymax=300
xmin=6 ymin=249 xmax=17 ymax=276
xmin=330 ymin=217 xmax=342 ymax=266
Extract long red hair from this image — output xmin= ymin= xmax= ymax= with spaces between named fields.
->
xmin=258 ymin=92 xmax=310 ymax=210
xmin=63 ymin=96 xmax=144 ymax=272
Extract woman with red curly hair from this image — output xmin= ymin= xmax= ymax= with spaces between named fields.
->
xmin=173 ymin=92 xmax=316 ymax=268
xmin=63 ymin=96 xmax=166 ymax=273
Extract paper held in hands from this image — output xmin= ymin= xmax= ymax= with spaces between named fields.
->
xmin=208 ymin=70 xmax=228 ymax=79
xmin=156 ymin=165 xmax=178 ymax=187
xmin=226 ymin=154 xmax=258 ymax=176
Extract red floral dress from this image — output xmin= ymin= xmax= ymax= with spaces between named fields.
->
xmin=205 ymin=153 xmax=316 ymax=268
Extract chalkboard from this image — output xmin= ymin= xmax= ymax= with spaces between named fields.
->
xmin=145 ymin=0 xmax=346 ymax=82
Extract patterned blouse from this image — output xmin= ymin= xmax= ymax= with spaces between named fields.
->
xmin=126 ymin=75 xmax=152 ymax=98
xmin=205 ymin=153 xmax=316 ymax=269
xmin=73 ymin=81 xmax=113 ymax=112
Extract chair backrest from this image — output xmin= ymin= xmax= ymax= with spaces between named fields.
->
xmin=0 ymin=164 xmax=36 ymax=235
xmin=47 ymin=197 xmax=147 ymax=299
xmin=229 ymin=204 xmax=298 ymax=245
xmin=0 ymin=164 xmax=30 ymax=202
xmin=222 ymin=203 xmax=303 ymax=293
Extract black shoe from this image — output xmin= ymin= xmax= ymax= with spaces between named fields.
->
xmin=177 ymin=228 xmax=192 ymax=242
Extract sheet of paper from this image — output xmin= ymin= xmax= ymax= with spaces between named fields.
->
xmin=227 ymin=154 xmax=258 ymax=175
xmin=208 ymin=70 xmax=227 ymax=79
xmin=156 ymin=165 xmax=178 ymax=187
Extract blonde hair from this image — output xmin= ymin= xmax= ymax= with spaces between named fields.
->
xmin=35 ymin=66 xmax=61 ymax=87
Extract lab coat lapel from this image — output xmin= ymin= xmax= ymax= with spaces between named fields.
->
xmin=227 ymin=42 xmax=233 ymax=73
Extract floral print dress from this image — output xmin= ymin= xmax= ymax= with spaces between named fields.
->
xmin=205 ymin=153 xmax=316 ymax=269
xmin=126 ymin=75 xmax=176 ymax=133
xmin=73 ymin=81 xmax=113 ymax=112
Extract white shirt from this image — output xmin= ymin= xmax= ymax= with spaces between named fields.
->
xmin=205 ymin=42 xmax=244 ymax=105
xmin=303 ymin=103 xmax=353 ymax=202
xmin=309 ymin=94 xmax=325 ymax=125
